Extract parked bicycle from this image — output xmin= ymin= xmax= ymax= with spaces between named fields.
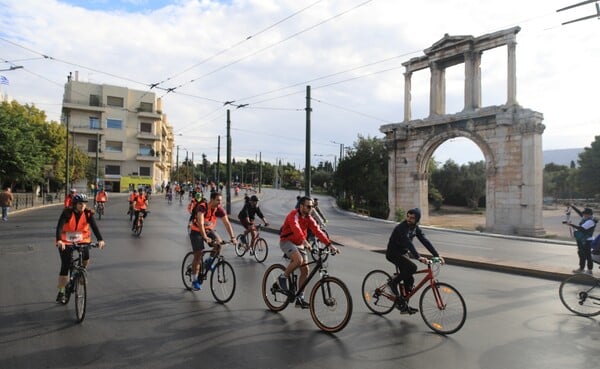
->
xmin=95 ymin=202 xmax=105 ymax=220
xmin=235 ymin=224 xmax=268 ymax=263
xmin=59 ymin=242 xmax=99 ymax=323
xmin=261 ymin=247 xmax=352 ymax=333
xmin=361 ymin=257 xmax=466 ymax=335
xmin=181 ymin=240 xmax=236 ymax=303
xmin=559 ymin=272 xmax=600 ymax=317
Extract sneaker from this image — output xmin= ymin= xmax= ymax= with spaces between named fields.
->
xmin=585 ymin=269 xmax=593 ymax=275
xmin=572 ymin=268 xmax=584 ymax=274
xmin=56 ymin=291 xmax=66 ymax=304
xmin=399 ymin=305 xmax=419 ymax=315
xmin=277 ymin=275 xmax=288 ymax=291
xmin=192 ymin=280 xmax=202 ymax=291
xmin=295 ymin=297 xmax=310 ymax=309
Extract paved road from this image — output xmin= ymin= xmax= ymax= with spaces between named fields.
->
xmin=1 ymin=190 xmax=598 ymax=369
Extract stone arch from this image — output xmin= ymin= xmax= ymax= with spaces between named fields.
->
xmin=381 ymin=27 xmax=545 ymax=236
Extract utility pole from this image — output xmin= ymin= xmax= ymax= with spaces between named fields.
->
xmin=226 ymin=110 xmax=232 ymax=214
xmin=258 ymin=152 xmax=262 ymax=194
xmin=216 ymin=135 xmax=221 ymax=185
xmin=305 ymin=85 xmax=311 ymax=198
xmin=65 ymin=113 xmax=70 ymax=195
xmin=94 ymin=131 xmax=100 ymax=205
xmin=176 ymin=145 xmax=180 ymax=183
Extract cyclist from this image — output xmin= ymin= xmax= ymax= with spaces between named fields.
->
xmin=127 ymin=189 xmax=137 ymax=217
xmin=312 ymin=198 xmax=327 ymax=226
xmin=55 ymin=194 xmax=105 ymax=304
xmin=132 ymin=188 xmax=149 ymax=230
xmin=386 ymin=208 xmax=443 ymax=314
xmin=188 ymin=191 xmax=237 ymax=290
xmin=64 ymin=188 xmax=76 ymax=208
xmin=95 ymin=187 xmax=108 ymax=206
xmin=278 ymin=196 xmax=338 ymax=308
xmin=237 ymin=195 xmax=269 ymax=252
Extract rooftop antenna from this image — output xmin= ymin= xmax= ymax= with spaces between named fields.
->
xmin=557 ymin=0 xmax=600 ymax=25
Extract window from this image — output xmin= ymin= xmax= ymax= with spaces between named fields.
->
xmin=87 ymin=139 xmax=98 ymax=153
xmin=140 ymin=122 xmax=152 ymax=133
xmin=106 ymin=119 xmax=122 ymax=129
xmin=139 ymin=166 xmax=151 ymax=176
xmin=105 ymin=165 xmax=120 ymax=175
xmin=89 ymin=117 xmax=100 ymax=129
xmin=89 ymin=94 xmax=100 ymax=107
xmin=106 ymin=96 xmax=124 ymax=107
xmin=105 ymin=141 xmax=122 ymax=152
xmin=139 ymin=143 xmax=153 ymax=156
xmin=139 ymin=102 xmax=153 ymax=112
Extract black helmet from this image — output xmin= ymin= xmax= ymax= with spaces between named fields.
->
xmin=72 ymin=194 xmax=88 ymax=204
xmin=250 ymin=195 xmax=259 ymax=202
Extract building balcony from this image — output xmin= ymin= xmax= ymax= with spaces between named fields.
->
xmin=136 ymin=132 xmax=161 ymax=141
xmin=63 ymin=99 xmax=106 ymax=113
xmin=71 ymin=126 xmax=103 ymax=136
xmin=136 ymin=154 xmax=160 ymax=162
xmin=137 ymin=110 xmax=161 ymax=120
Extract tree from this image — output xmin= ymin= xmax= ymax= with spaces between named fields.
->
xmin=577 ymin=136 xmax=600 ymax=197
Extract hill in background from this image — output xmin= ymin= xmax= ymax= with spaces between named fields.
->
xmin=543 ymin=148 xmax=583 ymax=167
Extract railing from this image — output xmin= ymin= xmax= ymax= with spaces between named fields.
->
xmin=11 ymin=192 xmax=66 ymax=210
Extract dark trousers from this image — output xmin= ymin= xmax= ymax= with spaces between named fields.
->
xmin=577 ymin=240 xmax=593 ymax=270
xmin=386 ymin=253 xmax=417 ymax=294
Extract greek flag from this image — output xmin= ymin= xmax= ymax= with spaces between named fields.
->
xmin=0 ymin=76 xmax=8 ymax=85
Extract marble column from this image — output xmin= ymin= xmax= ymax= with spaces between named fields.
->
xmin=507 ymin=40 xmax=517 ymax=105
xmin=404 ymin=71 xmax=412 ymax=122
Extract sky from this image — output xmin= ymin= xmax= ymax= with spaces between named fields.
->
xmin=0 ymin=0 xmax=598 ymax=168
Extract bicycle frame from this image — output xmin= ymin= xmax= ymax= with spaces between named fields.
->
xmin=384 ymin=262 xmax=445 ymax=309
xmin=287 ymin=250 xmax=330 ymax=300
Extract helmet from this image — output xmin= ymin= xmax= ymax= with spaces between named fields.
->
xmin=195 ymin=192 xmax=202 ymax=201
xmin=72 ymin=194 xmax=88 ymax=204
xmin=583 ymin=207 xmax=593 ymax=215
xmin=70 ymin=188 xmax=77 ymax=193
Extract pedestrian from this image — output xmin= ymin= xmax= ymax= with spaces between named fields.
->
xmin=0 ymin=187 xmax=14 ymax=221
xmin=563 ymin=205 xmax=597 ymax=274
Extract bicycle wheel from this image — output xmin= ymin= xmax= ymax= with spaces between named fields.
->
xmin=262 ymin=264 xmax=290 ymax=312
xmin=74 ymin=271 xmax=87 ymax=323
xmin=235 ymin=234 xmax=247 ymax=257
xmin=134 ymin=220 xmax=143 ymax=236
xmin=419 ymin=282 xmax=467 ymax=335
xmin=310 ymin=276 xmax=353 ymax=333
xmin=253 ymin=238 xmax=268 ymax=263
xmin=559 ymin=273 xmax=600 ymax=317
xmin=97 ymin=205 xmax=102 ymax=220
xmin=210 ymin=260 xmax=236 ymax=303
xmin=181 ymin=252 xmax=196 ymax=290
xmin=310 ymin=239 xmax=330 ymax=262
xmin=361 ymin=270 xmax=395 ymax=315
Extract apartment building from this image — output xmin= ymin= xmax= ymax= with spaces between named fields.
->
xmin=61 ymin=72 xmax=174 ymax=192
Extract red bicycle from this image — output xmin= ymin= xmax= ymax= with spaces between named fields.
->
xmin=361 ymin=257 xmax=466 ymax=335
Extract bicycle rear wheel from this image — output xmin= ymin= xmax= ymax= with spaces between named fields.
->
xmin=419 ymin=282 xmax=466 ymax=335
xmin=210 ymin=260 xmax=236 ymax=303
xmin=310 ymin=276 xmax=352 ymax=333
xmin=361 ymin=270 xmax=395 ymax=315
xmin=253 ymin=238 xmax=268 ymax=263
xmin=235 ymin=234 xmax=247 ymax=257
xmin=181 ymin=252 xmax=196 ymax=290
xmin=261 ymin=264 xmax=290 ymax=312
xmin=74 ymin=271 xmax=87 ymax=323
xmin=559 ymin=273 xmax=600 ymax=317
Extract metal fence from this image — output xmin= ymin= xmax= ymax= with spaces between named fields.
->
xmin=11 ymin=192 xmax=66 ymax=211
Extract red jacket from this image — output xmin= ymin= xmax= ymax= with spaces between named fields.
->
xmin=280 ymin=209 xmax=330 ymax=245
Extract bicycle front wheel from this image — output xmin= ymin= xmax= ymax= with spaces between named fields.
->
xmin=419 ymin=282 xmax=466 ymax=335
xmin=361 ymin=270 xmax=395 ymax=315
xmin=253 ymin=238 xmax=268 ymax=263
xmin=559 ymin=273 xmax=600 ymax=317
xmin=234 ymin=234 xmax=247 ymax=257
xmin=262 ymin=264 xmax=290 ymax=312
xmin=181 ymin=252 xmax=195 ymax=290
xmin=310 ymin=276 xmax=353 ymax=333
xmin=74 ymin=271 xmax=87 ymax=323
xmin=210 ymin=260 xmax=236 ymax=303
xmin=134 ymin=220 xmax=143 ymax=236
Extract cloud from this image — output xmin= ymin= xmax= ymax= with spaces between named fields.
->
xmin=1 ymin=0 xmax=598 ymax=167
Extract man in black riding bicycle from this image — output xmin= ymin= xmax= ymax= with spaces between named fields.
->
xmin=278 ymin=196 xmax=338 ymax=309
xmin=386 ymin=208 xmax=443 ymax=314
xmin=238 ymin=195 xmax=269 ymax=252
xmin=55 ymin=194 xmax=105 ymax=304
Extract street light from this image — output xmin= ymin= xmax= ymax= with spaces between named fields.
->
xmin=0 ymin=65 xmax=23 ymax=72
xmin=330 ymin=141 xmax=346 ymax=165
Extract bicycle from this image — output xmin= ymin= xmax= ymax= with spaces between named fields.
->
xmin=261 ymin=247 xmax=352 ymax=333
xmin=60 ymin=241 xmax=99 ymax=323
xmin=559 ymin=272 xmax=600 ymax=317
xmin=132 ymin=210 xmax=148 ymax=237
xmin=235 ymin=224 xmax=268 ymax=263
xmin=95 ymin=202 xmax=105 ymax=220
xmin=308 ymin=223 xmax=330 ymax=262
xmin=181 ymin=240 xmax=236 ymax=303
xmin=361 ymin=257 xmax=467 ymax=335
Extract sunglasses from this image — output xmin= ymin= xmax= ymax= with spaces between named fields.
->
xmin=304 ymin=204 xmax=314 ymax=209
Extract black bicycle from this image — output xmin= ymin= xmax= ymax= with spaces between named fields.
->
xmin=559 ymin=272 xmax=600 ymax=317
xmin=60 ymin=242 xmax=99 ymax=323
xmin=261 ymin=247 xmax=352 ymax=333
xmin=95 ymin=202 xmax=105 ymax=220
xmin=132 ymin=210 xmax=148 ymax=237
xmin=181 ymin=240 xmax=236 ymax=303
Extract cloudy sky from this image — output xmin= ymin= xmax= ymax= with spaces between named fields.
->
xmin=0 ymin=0 xmax=598 ymax=168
